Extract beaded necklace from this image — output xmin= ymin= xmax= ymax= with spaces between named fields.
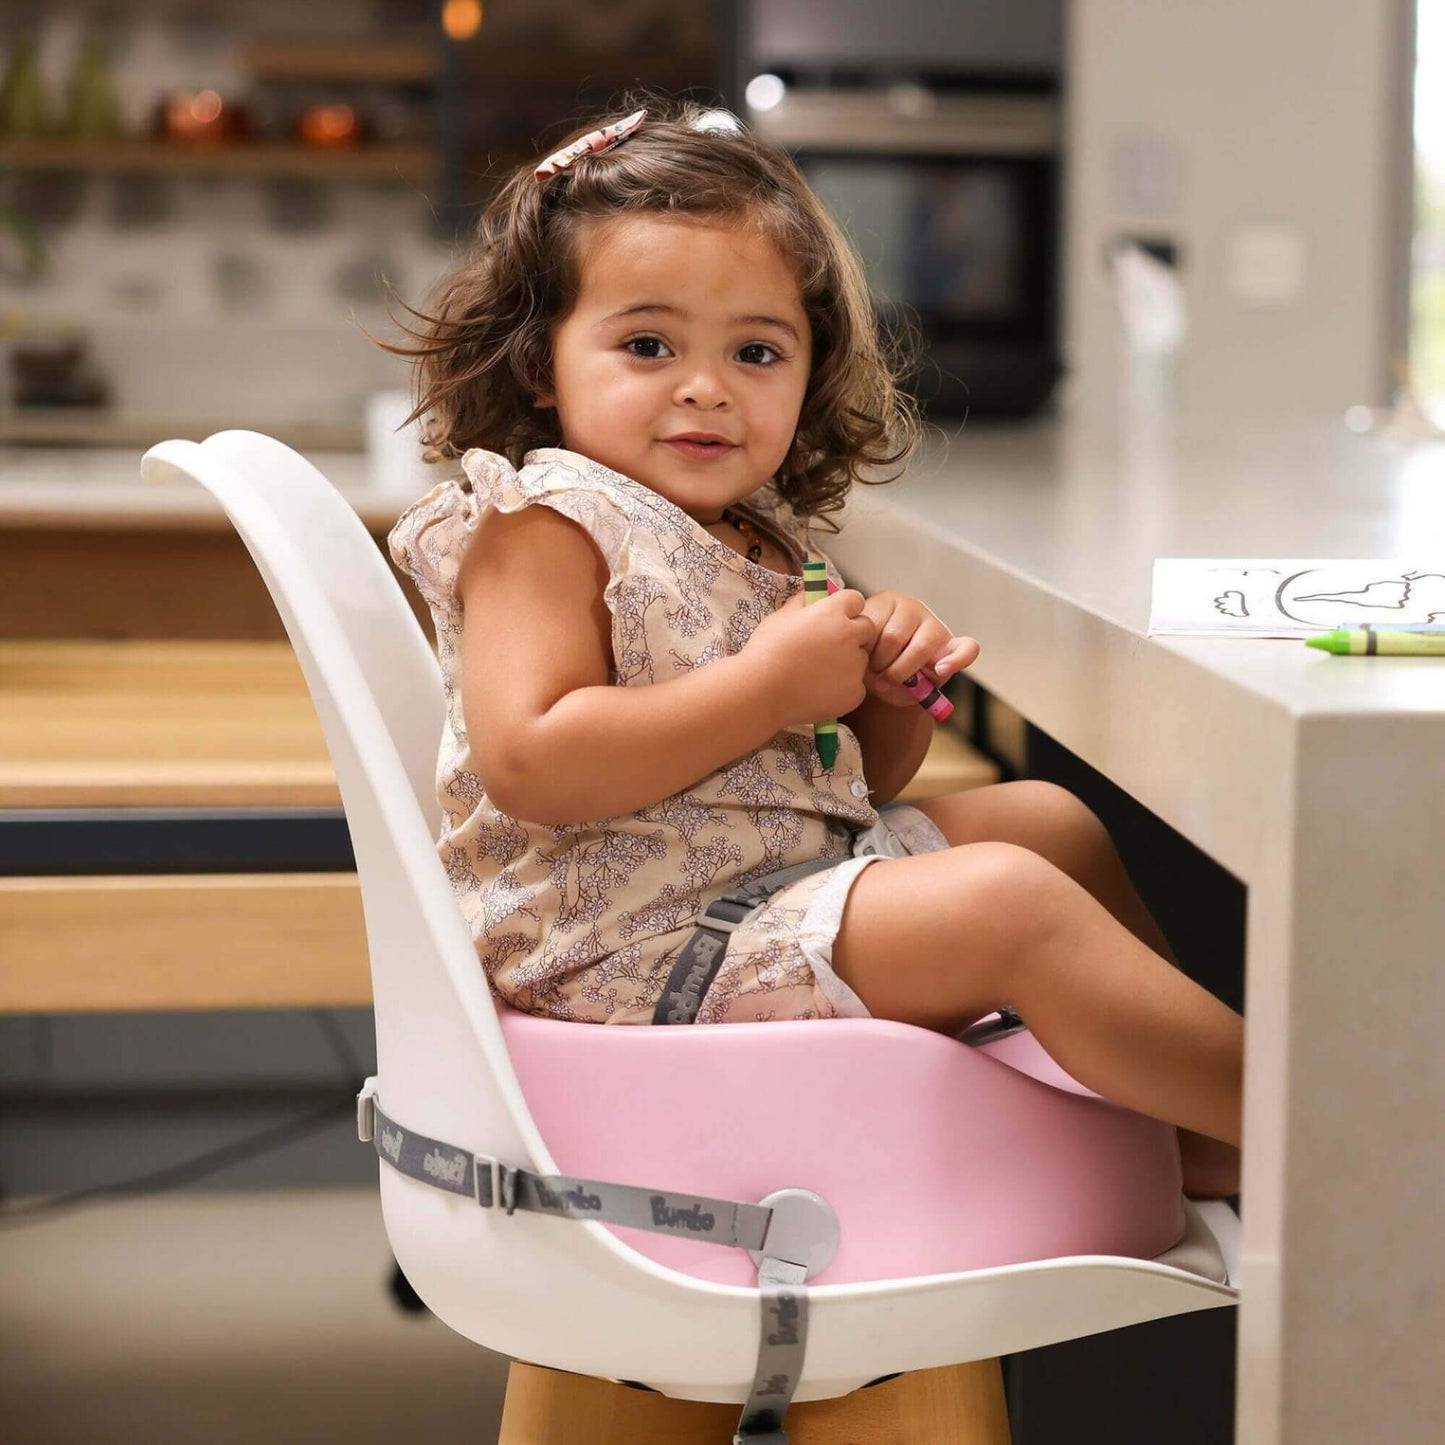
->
xmin=720 ymin=506 xmax=765 ymax=563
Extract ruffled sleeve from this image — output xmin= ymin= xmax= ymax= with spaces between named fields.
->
xmin=386 ymin=473 xmax=486 ymax=619
xmin=387 ymin=448 xmax=642 ymax=621
xmin=495 ymin=450 xmax=637 ymax=581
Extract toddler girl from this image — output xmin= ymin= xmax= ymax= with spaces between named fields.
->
xmin=387 ymin=99 xmax=1242 ymax=1194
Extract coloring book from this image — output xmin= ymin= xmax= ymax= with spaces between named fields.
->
xmin=1148 ymin=560 xmax=1445 ymax=637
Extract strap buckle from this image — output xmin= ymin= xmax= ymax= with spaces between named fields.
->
xmin=698 ymin=894 xmax=757 ymax=935
xmin=958 ymin=1007 xmax=1028 ymax=1048
xmin=356 ymin=1077 xmax=380 ymax=1142
xmin=474 ymin=1153 xmax=518 ymax=1214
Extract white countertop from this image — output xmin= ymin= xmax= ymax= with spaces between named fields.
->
xmin=0 ymin=446 xmax=432 ymax=532
xmin=835 ymin=410 xmax=1445 ymax=719
xmin=6 ymin=413 xmax=1445 ymax=726
xmin=831 ymin=406 xmax=1445 ymax=1445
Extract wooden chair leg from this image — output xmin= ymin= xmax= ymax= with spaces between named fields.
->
xmin=498 ymin=1358 xmax=1012 ymax=1444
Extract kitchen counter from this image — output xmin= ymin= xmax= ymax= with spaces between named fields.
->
xmin=826 ymin=406 xmax=1445 ymax=1445
xmin=0 ymin=444 xmax=438 ymax=638
xmin=839 ymin=411 xmax=1445 ymax=719
xmin=0 ymin=445 xmax=435 ymax=532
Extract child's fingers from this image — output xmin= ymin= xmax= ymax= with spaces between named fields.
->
xmin=930 ymin=636 xmax=982 ymax=680
xmin=871 ymin=610 xmax=942 ymax=678
xmin=861 ymin=598 xmax=907 ymax=671
xmin=882 ymin=627 xmax=952 ymax=687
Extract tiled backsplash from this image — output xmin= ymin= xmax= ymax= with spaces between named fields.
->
xmin=12 ymin=178 xmax=453 ymax=420
xmin=1 ymin=2 xmax=455 ymax=428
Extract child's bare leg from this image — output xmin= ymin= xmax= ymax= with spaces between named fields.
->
xmin=832 ymin=841 xmax=1244 ymax=1146
xmin=915 ymin=781 xmax=1177 ymax=965
xmin=914 ymin=783 xmax=1242 ymax=1193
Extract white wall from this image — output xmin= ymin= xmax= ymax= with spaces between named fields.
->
xmin=1062 ymin=0 xmax=1417 ymax=423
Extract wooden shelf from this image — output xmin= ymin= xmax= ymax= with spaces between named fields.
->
xmin=896 ymin=725 xmax=1000 ymax=800
xmin=0 ymin=138 xmax=438 ymax=182
xmin=0 ymin=873 xmax=370 ymax=1013
xmin=243 ymin=36 xmax=438 ymax=84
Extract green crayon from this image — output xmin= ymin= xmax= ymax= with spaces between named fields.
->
xmin=1305 ymin=624 xmax=1445 ymax=656
xmin=802 ymin=559 xmax=839 ymax=769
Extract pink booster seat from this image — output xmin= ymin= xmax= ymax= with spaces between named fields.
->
xmin=499 ymin=1007 xmax=1186 ymax=1288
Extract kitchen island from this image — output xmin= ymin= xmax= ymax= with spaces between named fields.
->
xmin=827 ymin=408 xmax=1445 ymax=1445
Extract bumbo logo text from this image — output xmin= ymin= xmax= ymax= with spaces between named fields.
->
xmin=535 ymin=1181 xmax=602 ymax=1213
xmin=665 ymin=935 xmax=723 ymax=1022
xmin=766 ymin=1295 xmax=800 ymax=1347
xmin=650 ymin=1196 xmax=715 ymax=1232
xmin=423 ymin=1148 xmax=467 ymax=1186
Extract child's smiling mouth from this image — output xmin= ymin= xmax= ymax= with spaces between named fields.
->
xmin=661 ymin=433 xmax=739 ymax=461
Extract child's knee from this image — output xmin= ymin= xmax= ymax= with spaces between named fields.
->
xmin=1013 ymin=780 xmax=1114 ymax=868
xmin=948 ymin=840 xmax=1078 ymax=975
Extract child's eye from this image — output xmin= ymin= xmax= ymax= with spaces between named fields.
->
xmin=736 ymin=342 xmax=783 ymax=366
xmin=623 ymin=336 xmax=672 ymax=360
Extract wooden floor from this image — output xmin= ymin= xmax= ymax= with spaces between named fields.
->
xmin=499 ymin=1359 xmax=1011 ymax=1444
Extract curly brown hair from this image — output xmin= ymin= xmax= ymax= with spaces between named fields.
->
xmin=382 ymin=94 xmax=919 ymax=523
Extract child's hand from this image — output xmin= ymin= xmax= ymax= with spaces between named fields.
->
xmin=747 ymin=588 xmax=878 ymax=725
xmin=858 ymin=590 xmax=981 ymax=707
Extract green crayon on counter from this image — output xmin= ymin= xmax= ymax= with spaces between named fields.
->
xmin=1305 ymin=624 xmax=1445 ymax=656
xmin=802 ymin=559 xmax=839 ymax=769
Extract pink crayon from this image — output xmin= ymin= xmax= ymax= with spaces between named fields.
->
xmin=827 ymin=579 xmax=955 ymax=721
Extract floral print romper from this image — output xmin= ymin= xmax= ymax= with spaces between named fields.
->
xmin=389 ymin=447 xmax=945 ymax=1026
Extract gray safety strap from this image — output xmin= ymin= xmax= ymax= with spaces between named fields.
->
xmin=358 ymin=1084 xmax=815 ymax=1443
xmin=734 ymin=1258 xmax=809 ymax=1442
xmin=362 ymin=1094 xmax=773 ymax=1248
xmin=654 ymin=855 xmax=846 ymax=1025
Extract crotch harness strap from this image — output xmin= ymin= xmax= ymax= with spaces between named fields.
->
xmin=357 ymin=1079 xmax=837 ymax=1445
xmin=654 ymin=855 xmax=846 ymax=1025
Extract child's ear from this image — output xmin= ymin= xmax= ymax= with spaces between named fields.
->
xmin=532 ymin=390 xmax=555 ymax=409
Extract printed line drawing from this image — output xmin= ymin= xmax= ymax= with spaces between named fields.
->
xmin=1274 ymin=569 xmax=1445 ymax=625
xmin=1153 ymin=561 xmax=1445 ymax=635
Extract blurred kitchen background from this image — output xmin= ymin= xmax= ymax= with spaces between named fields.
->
xmin=0 ymin=0 xmax=718 ymax=448
xmin=0 ymin=2 xmax=1436 ymax=1442
xmin=0 ymin=0 xmax=1437 ymax=460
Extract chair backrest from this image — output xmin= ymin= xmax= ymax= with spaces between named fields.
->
xmin=140 ymin=433 xmax=552 ymax=1173
xmin=202 ymin=430 xmax=444 ymax=823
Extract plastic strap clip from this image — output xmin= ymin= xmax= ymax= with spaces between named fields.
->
xmin=356 ymin=1076 xmax=379 ymax=1142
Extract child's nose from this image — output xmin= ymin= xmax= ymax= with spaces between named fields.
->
xmin=674 ymin=363 xmax=731 ymax=409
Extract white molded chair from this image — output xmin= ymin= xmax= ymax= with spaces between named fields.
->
xmin=143 ymin=431 xmax=1238 ymax=1443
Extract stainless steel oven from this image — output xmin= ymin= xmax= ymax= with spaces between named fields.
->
xmin=748 ymin=84 xmax=1063 ymax=420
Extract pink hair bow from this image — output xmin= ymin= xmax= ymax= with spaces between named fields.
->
xmin=534 ymin=108 xmax=647 ymax=181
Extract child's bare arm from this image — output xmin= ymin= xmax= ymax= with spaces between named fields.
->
xmin=457 ymin=505 xmax=874 ymax=825
xmin=842 ymin=691 xmax=934 ymax=805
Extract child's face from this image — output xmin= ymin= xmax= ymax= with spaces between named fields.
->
xmin=537 ymin=215 xmax=812 ymax=521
